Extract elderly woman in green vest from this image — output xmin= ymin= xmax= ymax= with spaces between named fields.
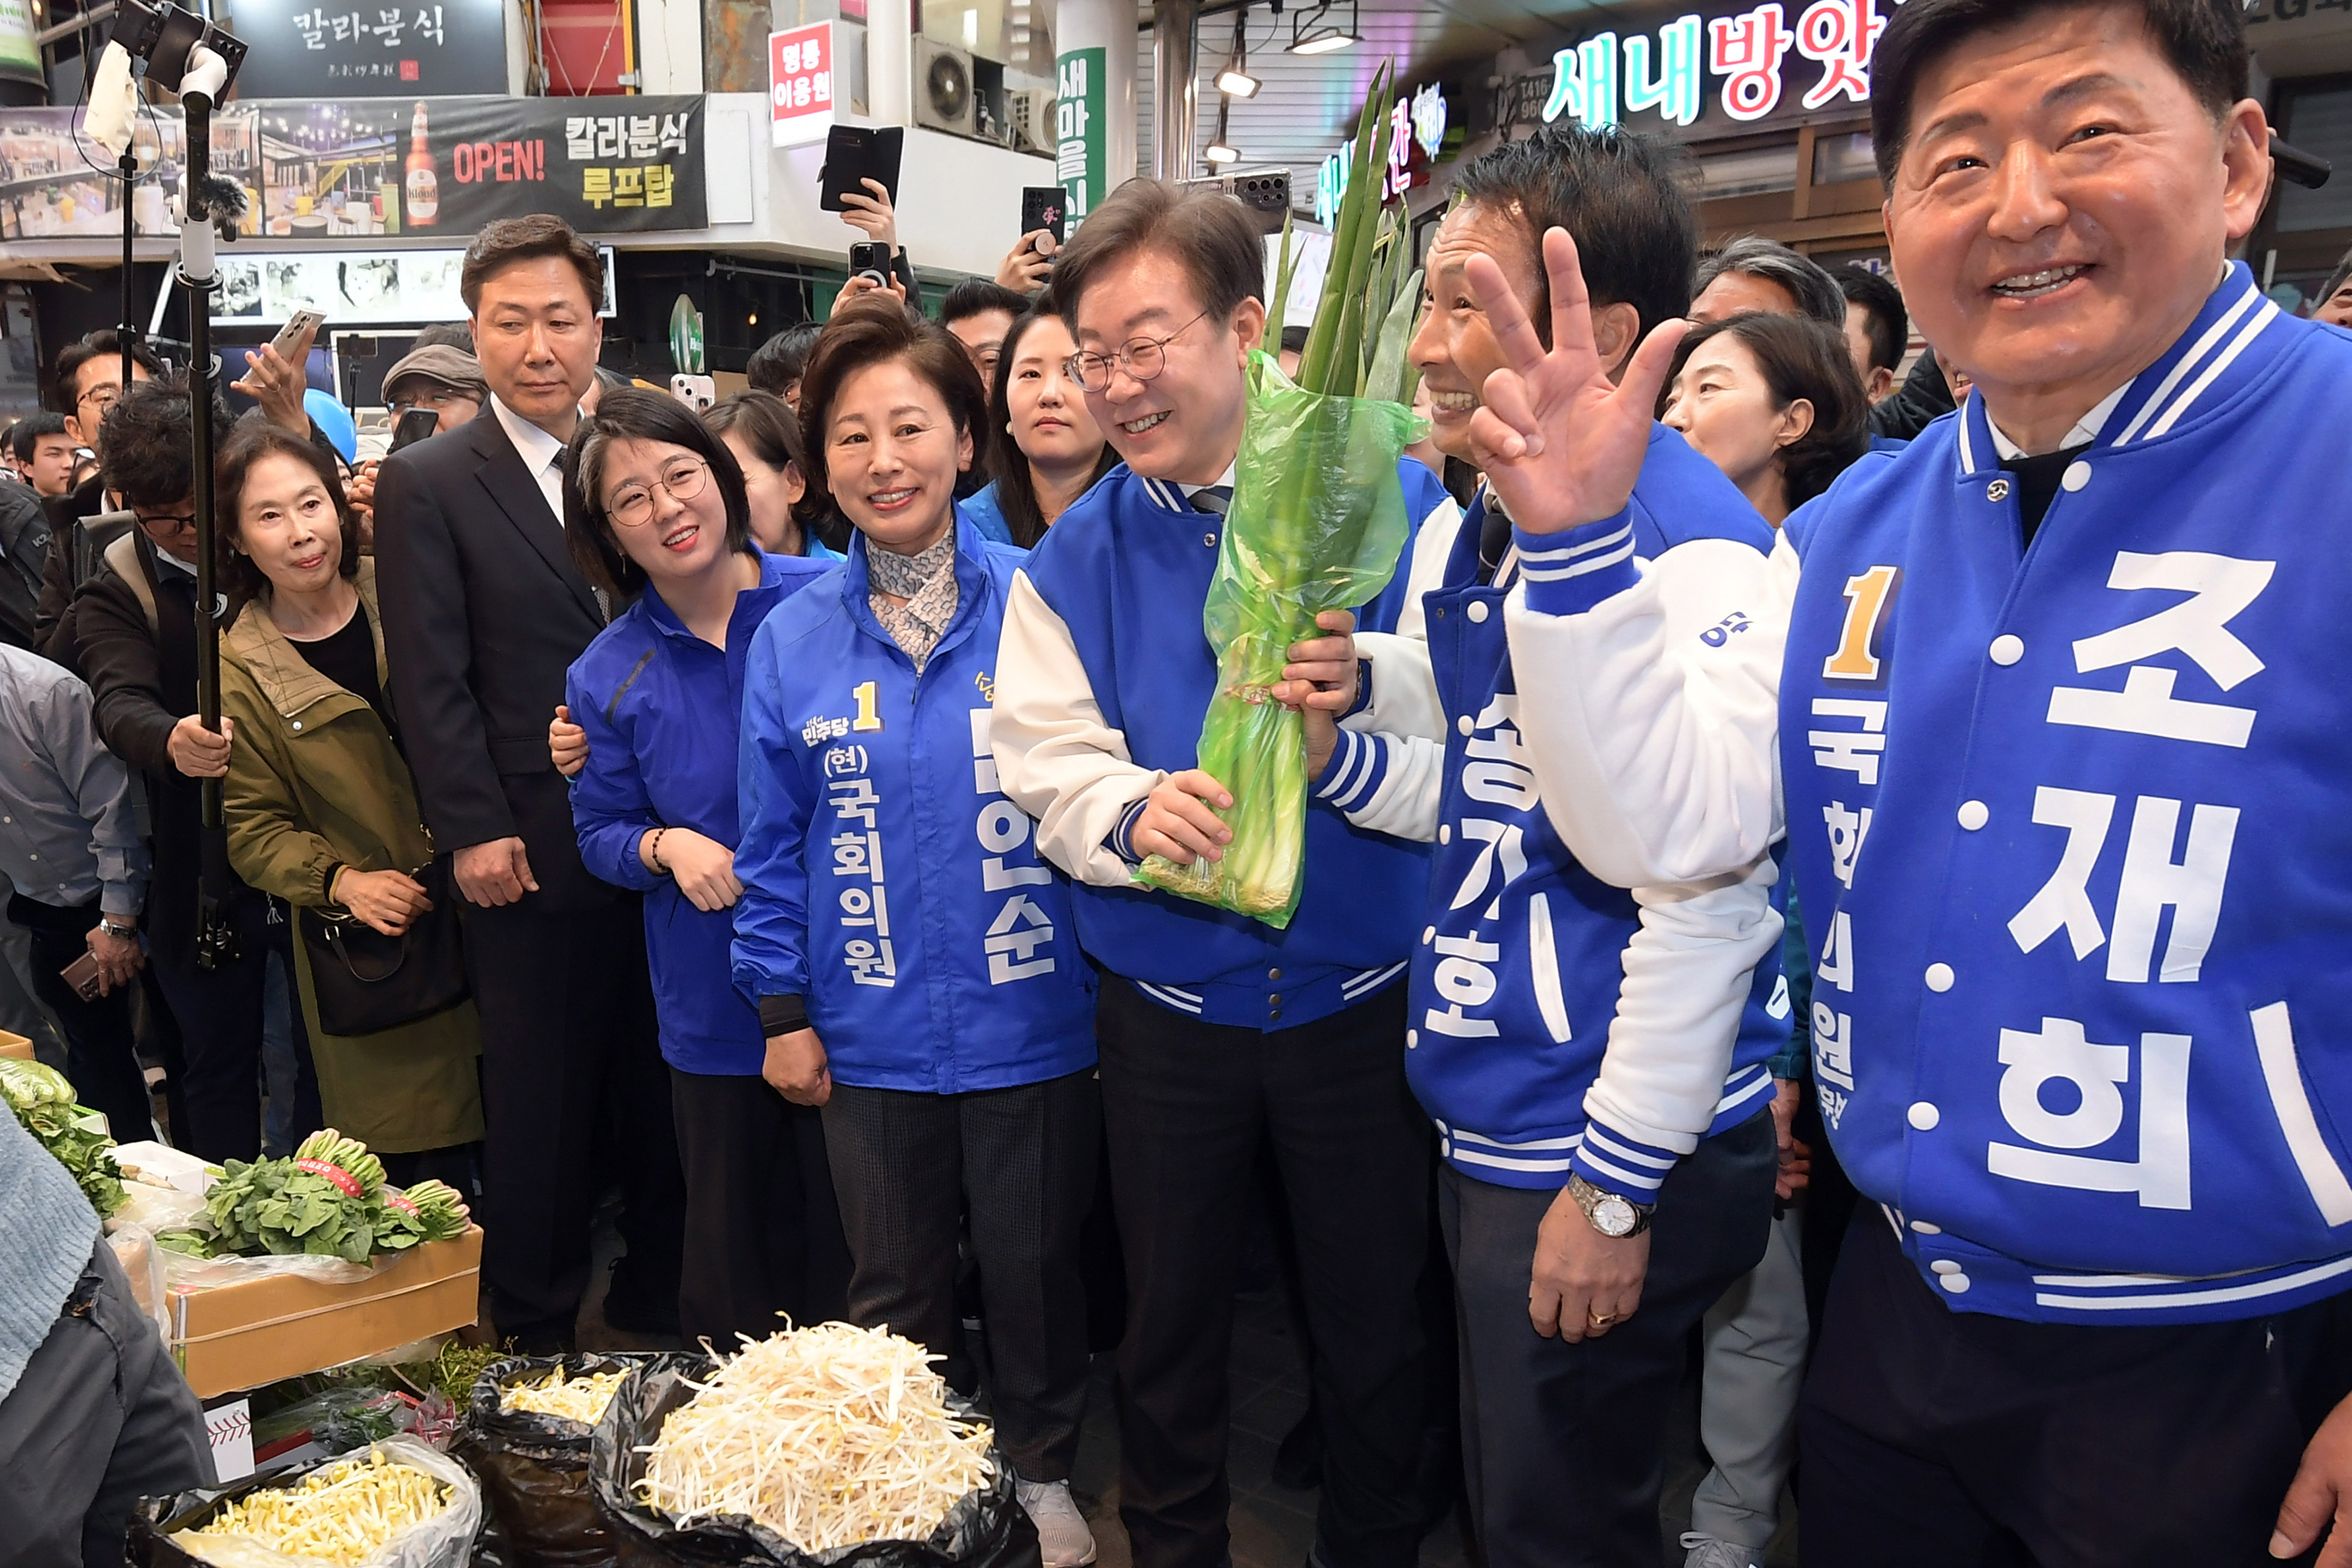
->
xmin=215 ymin=421 xmax=482 ymax=1188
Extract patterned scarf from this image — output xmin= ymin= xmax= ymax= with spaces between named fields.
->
xmin=864 ymin=527 xmax=960 ymax=672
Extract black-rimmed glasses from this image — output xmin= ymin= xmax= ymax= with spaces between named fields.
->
xmin=1065 ymin=311 xmax=1210 ymax=393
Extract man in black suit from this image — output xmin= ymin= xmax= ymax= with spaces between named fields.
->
xmin=372 ymin=216 xmax=684 ymax=1351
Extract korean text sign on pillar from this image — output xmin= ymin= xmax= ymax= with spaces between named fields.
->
xmin=1055 ymin=46 xmax=1105 ymax=224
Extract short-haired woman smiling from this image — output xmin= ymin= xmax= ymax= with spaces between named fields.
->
xmin=559 ymin=388 xmax=847 ymax=1347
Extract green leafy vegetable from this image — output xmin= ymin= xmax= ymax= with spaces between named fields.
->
xmin=1134 ymin=65 xmax=1427 ymax=925
xmin=4 ymin=1058 xmax=126 ymax=1216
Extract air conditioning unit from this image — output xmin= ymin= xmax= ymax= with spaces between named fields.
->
xmin=1179 ymin=168 xmax=1292 ymax=235
xmin=1008 ymin=88 xmax=1055 ymax=154
xmin=914 ymin=41 xmax=976 ymax=136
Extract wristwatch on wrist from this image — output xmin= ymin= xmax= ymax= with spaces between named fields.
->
xmin=97 ymin=917 xmax=138 ymax=940
xmin=1568 ymin=1172 xmax=1653 ymax=1238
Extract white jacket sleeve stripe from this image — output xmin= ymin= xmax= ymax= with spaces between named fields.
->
xmin=1504 ymin=531 xmax=1799 ymax=890
xmin=1573 ymin=854 xmax=1785 ymax=1186
xmin=990 ymin=568 xmax=1167 ymax=890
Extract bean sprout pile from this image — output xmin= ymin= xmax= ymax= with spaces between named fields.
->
xmin=636 ymin=1323 xmax=994 ymax=1552
xmin=502 ymin=1366 xmax=626 ymax=1425
xmin=178 ymin=1451 xmax=451 ymax=1566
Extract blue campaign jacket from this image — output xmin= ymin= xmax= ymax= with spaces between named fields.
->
xmin=1008 ymin=462 xmax=1446 ymax=1029
xmin=1777 ymin=262 xmax=2352 ymax=1322
xmin=566 ymin=550 xmax=836 ymax=1076
xmin=731 ymin=521 xmax=1096 ymax=1093
xmin=1404 ymin=450 xmax=1788 ymax=1192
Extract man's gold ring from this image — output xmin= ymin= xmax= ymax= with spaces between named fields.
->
xmin=1587 ymin=1310 xmax=1618 ymax=1328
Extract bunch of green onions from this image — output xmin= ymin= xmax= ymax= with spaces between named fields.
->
xmin=1135 ymin=65 xmax=1426 ymax=925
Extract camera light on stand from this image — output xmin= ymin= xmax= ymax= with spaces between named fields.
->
xmin=1216 ymin=68 xmax=1260 ymax=98
xmin=1204 ymin=141 xmax=1241 ymax=166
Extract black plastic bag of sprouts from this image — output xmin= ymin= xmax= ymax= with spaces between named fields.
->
xmin=590 ymin=1349 xmax=1039 ymax=1568
xmin=454 ymin=1352 xmax=660 ymax=1567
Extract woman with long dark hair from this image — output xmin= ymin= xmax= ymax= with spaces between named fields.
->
xmin=214 ymin=422 xmax=481 ymax=1188
xmin=702 ymin=389 xmax=843 ymax=560
xmin=1659 ymin=311 xmax=1871 ymax=526
xmin=559 ymin=387 xmax=847 ymax=1345
xmin=964 ymin=304 xmax=1117 ymax=549
xmin=731 ymin=295 xmax=1100 ymax=1567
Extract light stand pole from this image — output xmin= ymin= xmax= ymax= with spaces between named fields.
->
xmin=119 ymin=148 xmax=138 ymax=393
xmin=84 ymin=0 xmax=249 ymax=967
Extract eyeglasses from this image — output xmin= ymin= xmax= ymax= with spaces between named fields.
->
xmin=604 ymin=458 xmax=710 ymax=528
xmin=1065 ymin=312 xmax=1210 ymax=393
xmin=135 ymin=509 xmax=197 ymax=536
xmin=390 ymin=385 xmax=472 ymax=414
xmin=78 ymin=384 xmax=121 ymax=416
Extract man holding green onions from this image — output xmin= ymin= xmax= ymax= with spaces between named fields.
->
xmin=991 ymin=180 xmax=1445 ymax=1568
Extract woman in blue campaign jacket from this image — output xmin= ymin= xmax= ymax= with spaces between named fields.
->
xmin=730 ymin=297 xmax=1100 ymax=1567
xmin=553 ymin=389 xmax=846 ymax=1350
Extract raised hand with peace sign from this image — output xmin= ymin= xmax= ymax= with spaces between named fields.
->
xmin=1462 ymin=225 xmax=1689 ymax=536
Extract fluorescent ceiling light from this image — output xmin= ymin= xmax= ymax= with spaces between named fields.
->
xmin=1216 ymin=68 xmax=1261 ymax=98
xmin=1289 ymin=26 xmax=1357 ymax=54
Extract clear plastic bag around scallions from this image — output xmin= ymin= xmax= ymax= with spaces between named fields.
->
xmin=1135 ymin=352 xmax=1420 ymax=928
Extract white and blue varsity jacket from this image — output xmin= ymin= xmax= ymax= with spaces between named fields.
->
xmin=1327 ymin=432 xmax=1789 ymax=1196
xmin=991 ymin=461 xmax=1459 ymax=1029
xmin=1497 ymin=262 xmax=2352 ymax=1323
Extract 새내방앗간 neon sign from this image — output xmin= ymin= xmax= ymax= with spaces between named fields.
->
xmin=1545 ymin=0 xmax=1892 ymax=129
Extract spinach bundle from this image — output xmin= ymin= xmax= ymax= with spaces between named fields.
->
xmin=158 ymin=1129 xmax=470 ymax=1265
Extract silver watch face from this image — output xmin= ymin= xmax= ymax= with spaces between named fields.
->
xmin=1592 ymin=1194 xmax=1638 ymax=1236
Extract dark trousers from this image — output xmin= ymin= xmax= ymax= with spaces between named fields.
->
xmin=8 ymin=895 xmax=150 ymax=1142
xmin=1440 ymin=1111 xmax=1775 ymax=1568
xmin=466 ymin=894 xmax=684 ymax=1345
xmin=821 ymin=1066 xmax=1101 ymax=1480
xmin=670 ymin=1066 xmax=851 ymax=1348
xmin=1800 ymin=1208 xmax=2352 ymax=1568
xmin=0 ymin=1236 xmax=212 ymax=1567
xmin=145 ymin=889 xmax=313 ymax=1164
xmin=1097 ymin=976 xmax=1429 ymax=1568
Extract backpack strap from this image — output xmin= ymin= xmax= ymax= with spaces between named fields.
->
xmin=101 ymin=529 xmax=158 ymax=637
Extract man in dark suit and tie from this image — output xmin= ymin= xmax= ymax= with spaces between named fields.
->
xmin=373 ymin=216 xmax=684 ymax=1350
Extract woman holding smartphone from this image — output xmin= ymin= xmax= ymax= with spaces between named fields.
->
xmin=731 ymin=296 xmax=1100 ymax=1568
xmin=560 ymin=389 xmax=848 ymax=1346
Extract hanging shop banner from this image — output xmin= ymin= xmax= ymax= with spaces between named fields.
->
xmin=0 ymin=0 xmax=42 ymax=90
xmin=222 ymin=0 xmax=509 ymax=97
xmin=1314 ymin=83 xmax=1450 ymax=227
xmin=0 ymin=95 xmax=707 ymax=242
xmin=1054 ymin=45 xmax=1105 ymax=225
xmin=1544 ymin=0 xmax=1885 ymax=133
xmin=770 ymin=21 xmax=839 ymax=148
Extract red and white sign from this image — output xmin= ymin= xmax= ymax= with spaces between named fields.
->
xmin=769 ymin=21 xmax=837 ymax=148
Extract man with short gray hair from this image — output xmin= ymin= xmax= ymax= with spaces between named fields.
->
xmin=1691 ymin=236 xmax=1848 ymax=329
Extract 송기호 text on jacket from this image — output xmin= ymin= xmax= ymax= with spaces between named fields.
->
xmin=731 ymin=520 xmax=1097 ymax=1094
xmin=1326 ymin=443 xmax=1789 ymax=1198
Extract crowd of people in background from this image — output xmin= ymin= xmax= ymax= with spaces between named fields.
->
xmin=12 ymin=0 xmax=2352 ymax=1562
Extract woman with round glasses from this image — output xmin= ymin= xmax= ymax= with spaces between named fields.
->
xmin=559 ymin=388 xmax=848 ymax=1346
xmin=730 ymin=296 xmax=1101 ymax=1567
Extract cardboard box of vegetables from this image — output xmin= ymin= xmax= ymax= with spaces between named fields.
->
xmin=1133 ymin=65 xmax=1426 ymax=926
xmin=151 ymin=1129 xmax=485 ymax=1399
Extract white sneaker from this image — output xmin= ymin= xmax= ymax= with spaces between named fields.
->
xmin=1679 ymin=1533 xmax=1760 ymax=1568
xmin=1015 ymin=1477 xmax=1098 ymax=1567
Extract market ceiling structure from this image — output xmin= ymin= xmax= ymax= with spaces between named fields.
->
xmin=1134 ymin=0 xmax=1625 ymax=188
